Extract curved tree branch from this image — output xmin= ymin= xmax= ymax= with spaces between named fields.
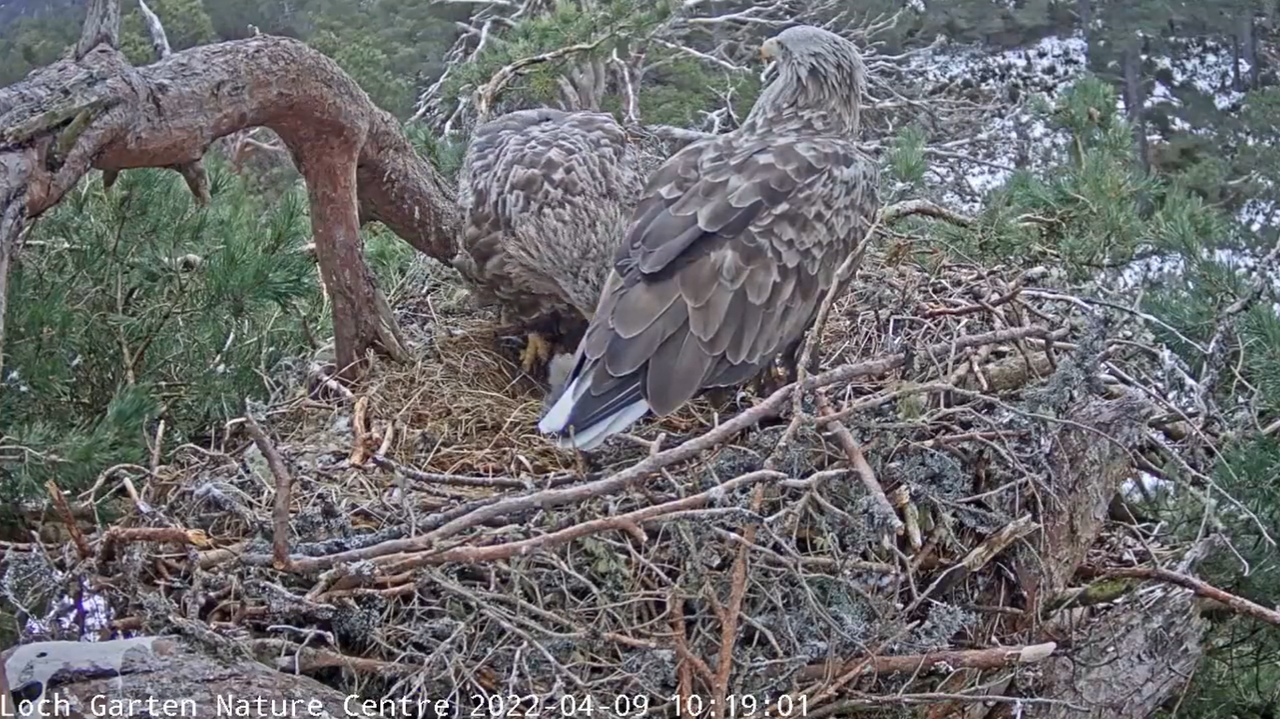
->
xmin=0 ymin=25 xmax=460 ymax=375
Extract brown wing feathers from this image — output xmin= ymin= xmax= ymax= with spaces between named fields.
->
xmin=542 ymin=140 xmax=878 ymax=450
xmin=538 ymin=25 xmax=880 ymax=450
xmin=541 ymin=141 xmax=845 ymax=446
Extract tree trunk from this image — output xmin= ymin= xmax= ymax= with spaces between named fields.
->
xmin=1122 ymin=47 xmax=1149 ymax=173
xmin=1078 ymin=0 xmax=1093 ymax=70
xmin=1233 ymin=30 xmax=1244 ymax=90
xmin=1033 ymin=587 xmax=1205 ymax=718
xmin=1007 ymin=394 xmax=1207 ymax=717
xmin=1243 ymin=14 xmax=1259 ymax=89
xmin=1018 ymin=395 xmax=1155 ymax=602
xmin=0 ymin=4 xmax=459 ymax=377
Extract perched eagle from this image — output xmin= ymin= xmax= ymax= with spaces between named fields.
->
xmin=538 ymin=25 xmax=881 ymax=450
xmin=452 ymin=108 xmax=649 ymax=374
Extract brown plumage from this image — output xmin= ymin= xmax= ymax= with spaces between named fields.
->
xmin=452 ymin=108 xmax=649 ymax=371
xmin=539 ymin=25 xmax=881 ymax=450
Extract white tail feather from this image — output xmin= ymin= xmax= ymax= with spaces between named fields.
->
xmin=538 ymin=376 xmax=582 ymax=434
xmin=538 ymin=375 xmax=651 ymax=451
xmin=552 ymin=398 xmax=650 ymax=451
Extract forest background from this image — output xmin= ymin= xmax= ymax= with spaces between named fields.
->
xmin=3 ymin=0 xmax=1280 ymax=715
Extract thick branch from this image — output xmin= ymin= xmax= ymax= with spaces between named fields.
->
xmin=798 ymin=642 xmax=1057 ymax=682
xmin=5 ymin=37 xmax=458 ymax=256
xmin=0 ymin=150 xmax=27 ymax=372
xmin=4 ymin=637 xmax=351 ymax=712
xmin=1036 ymin=587 xmax=1204 ymax=718
xmin=76 ymin=0 xmax=120 ymax=59
xmin=1088 ymin=566 xmax=1280 ymax=628
xmin=244 ymin=413 xmax=295 ymax=571
xmin=98 ymin=527 xmax=211 ymax=564
xmin=880 ymin=198 xmax=973 ymax=226
xmin=138 ymin=0 xmax=172 ymax=58
xmin=1 ymin=36 xmax=460 ymax=374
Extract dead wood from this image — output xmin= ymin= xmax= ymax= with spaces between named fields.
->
xmin=45 ymin=480 xmax=91 ymax=560
xmin=798 ymin=642 xmax=1057 ymax=681
xmin=243 ymin=413 xmax=295 ymax=572
xmin=98 ymin=527 xmax=211 ymax=564
xmin=1022 ymin=393 xmax=1155 ymax=601
xmin=1035 ymin=586 xmax=1205 ymax=718
xmin=1086 ymin=565 xmax=1280 ymax=628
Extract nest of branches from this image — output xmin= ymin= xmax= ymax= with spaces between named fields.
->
xmin=7 ymin=249 xmax=1240 ymax=715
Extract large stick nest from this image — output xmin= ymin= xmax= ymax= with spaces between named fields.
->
xmin=6 ymin=251 xmax=1206 ymax=713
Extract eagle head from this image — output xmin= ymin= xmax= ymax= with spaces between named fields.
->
xmin=750 ymin=25 xmax=868 ymax=137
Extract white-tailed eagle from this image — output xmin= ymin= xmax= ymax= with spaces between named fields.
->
xmin=538 ymin=25 xmax=881 ymax=450
xmin=453 ymin=108 xmax=648 ymax=373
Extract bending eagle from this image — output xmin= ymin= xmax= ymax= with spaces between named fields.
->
xmin=452 ymin=108 xmax=648 ymax=374
xmin=538 ymin=25 xmax=881 ymax=450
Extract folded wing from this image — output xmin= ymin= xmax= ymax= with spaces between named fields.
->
xmin=539 ymin=135 xmax=879 ymax=449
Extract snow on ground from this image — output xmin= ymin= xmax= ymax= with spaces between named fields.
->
xmin=894 ymin=30 xmax=1280 ymax=506
xmin=896 ymin=32 xmax=1262 ymax=226
xmin=899 ymin=35 xmax=1088 ymax=210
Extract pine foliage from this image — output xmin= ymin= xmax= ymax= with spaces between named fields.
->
xmin=938 ymin=74 xmax=1280 ymax=719
xmin=1 ymin=165 xmax=323 ymax=500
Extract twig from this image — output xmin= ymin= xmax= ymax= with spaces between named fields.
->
xmin=711 ymin=482 xmax=766 ymax=717
xmin=806 ymin=621 xmax=920 ymax=706
xmin=372 ymin=454 xmax=578 ymax=489
xmin=348 ymin=395 xmax=372 ymax=466
xmin=474 ymin=38 xmax=607 ymax=121
xmin=1087 ymin=566 xmax=1280 ymax=628
xmin=243 ymin=412 xmax=294 ymax=571
xmin=45 ymin=480 xmax=91 ymax=560
xmin=249 ymin=639 xmax=419 ymax=676
xmin=817 ymin=396 xmax=903 ymax=537
xmin=149 ymin=419 xmax=166 ymax=475
xmin=797 ymin=642 xmax=1057 ymax=681
xmin=672 ymin=589 xmax=715 ymax=691
xmin=911 ymin=515 xmax=1038 ymax=610
xmin=376 ymin=420 xmax=395 ymax=456
xmin=98 ymin=527 xmax=211 ymax=563
xmin=376 ymin=470 xmax=784 ymax=573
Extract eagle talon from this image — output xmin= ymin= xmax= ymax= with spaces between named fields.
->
xmin=520 ymin=332 xmax=553 ymax=375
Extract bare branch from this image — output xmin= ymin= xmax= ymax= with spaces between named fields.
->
xmin=243 ymin=412 xmax=295 ymax=572
xmin=799 ymin=642 xmax=1057 ymax=681
xmin=138 ymin=0 xmax=172 ymax=59
xmin=474 ymin=38 xmax=607 ymax=122
xmin=76 ymin=0 xmax=121 ymax=60
xmin=1089 ymin=566 xmax=1280 ymax=629
xmin=880 ymin=198 xmax=974 ymax=226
